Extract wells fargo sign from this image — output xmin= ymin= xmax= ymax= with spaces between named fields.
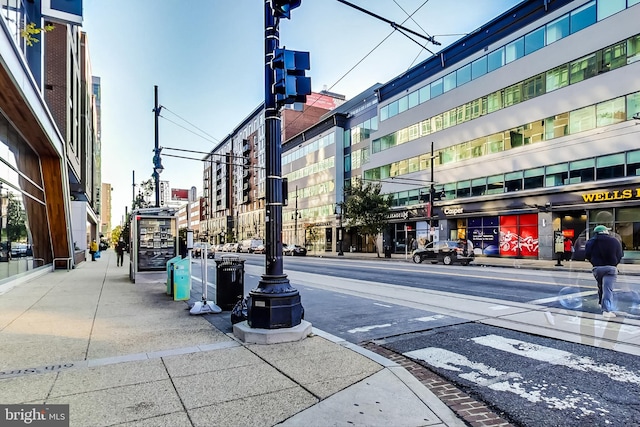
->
xmin=581 ymin=188 xmax=640 ymax=203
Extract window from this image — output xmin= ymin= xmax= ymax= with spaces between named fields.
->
xmin=380 ymin=105 xmax=389 ymax=121
xmin=569 ymin=158 xmax=595 ymax=184
xmin=418 ymin=86 xmax=430 ymax=103
xmin=546 ymin=163 xmax=568 ymax=186
xmin=471 ymin=178 xmax=486 ymax=197
xmin=524 ymin=27 xmax=545 ymax=55
xmin=471 ymin=56 xmax=487 ymax=80
xmin=505 ymin=171 xmax=522 ymax=192
xmin=408 ymin=91 xmax=419 ymax=109
xmin=344 ymin=155 xmax=351 ymax=173
xmin=522 ymin=74 xmax=545 ymax=100
xmin=628 ymin=35 xmax=640 ymax=64
xmin=457 ymin=64 xmax=471 ymax=86
xmin=600 ymin=41 xmax=627 ymax=73
xmin=570 ymin=54 xmax=597 ymax=83
xmin=523 ymin=168 xmax=544 ymax=190
xmin=503 ymin=82 xmax=522 ymax=107
xmin=444 ymin=183 xmax=456 ymax=200
xmin=627 ymin=150 xmax=640 ymax=176
xmin=569 ymin=105 xmax=596 ymax=133
xmin=627 ymin=92 xmax=640 ymax=120
xmin=398 ymin=96 xmax=408 ymax=114
xmin=457 ymin=180 xmax=471 ymax=198
xmin=487 ymin=47 xmax=505 ymax=72
xmin=546 ymin=15 xmax=569 ymax=44
xmin=597 ymin=153 xmax=625 ymax=180
xmin=486 ymin=90 xmax=503 ymax=113
xmin=505 ymin=37 xmax=524 ymax=64
xmin=444 ymin=72 xmax=456 ymax=92
xmin=597 ymin=0 xmax=625 ymax=20
xmin=430 ymin=78 xmax=443 ymax=98
xmin=388 ymin=101 xmax=399 ymax=118
xmin=546 ymin=64 xmax=569 ymax=92
xmin=544 ymin=113 xmax=569 ymax=139
xmin=487 ymin=175 xmax=504 ymax=194
xmin=596 ymin=97 xmax=625 ymax=127
xmin=570 ymin=1 xmax=596 ymax=34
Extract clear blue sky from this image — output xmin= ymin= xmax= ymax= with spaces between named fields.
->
xmin=82 ymin=0 xmax=521 ymax=228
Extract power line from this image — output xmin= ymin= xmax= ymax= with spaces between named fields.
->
xmin=161 ymin=106 xmax=222 ymax=144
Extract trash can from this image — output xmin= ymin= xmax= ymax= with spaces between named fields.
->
xmin=166 ymin=256 xmax=182 ymax=296
xmin=215 ymin=256 xmax=245 ymax=310
xmin=384 ymin=245 xmax=391 ymax=258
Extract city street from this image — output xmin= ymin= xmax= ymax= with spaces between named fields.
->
xmin=190 ymin=254 xmax=640 ymax=426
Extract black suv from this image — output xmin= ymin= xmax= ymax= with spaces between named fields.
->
xmin=412 ymin=240 xmax=475 ymax=265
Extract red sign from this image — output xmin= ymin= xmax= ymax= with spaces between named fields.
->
xmin=171 ymin=188 xmax=189 ymax=201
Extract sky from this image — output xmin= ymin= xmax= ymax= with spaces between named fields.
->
xmin=81 ymin=0 xmax=521 ymax=228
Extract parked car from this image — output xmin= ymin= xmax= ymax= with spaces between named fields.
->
xmin=193 ymin=242 xmax=214 ymax=258
xmin=283 ymin=244 xmax=307 ymax=256
xmin=224 ymin=242 xmax=240 ymax=252
xmin=411 ymin=240 xmax=474 ymax=265
xmin=239 ymin=239 xmax=264 ymax=253
xmin=10 ymin=242 xmax=28 ymax=258
xmin=253 ymin=244 xmax=266 ymax=254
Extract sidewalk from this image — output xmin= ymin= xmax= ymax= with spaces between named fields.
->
xmin=0 ymin=250 xmax=464 ymax=427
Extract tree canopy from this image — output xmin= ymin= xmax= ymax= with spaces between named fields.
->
xmin=343 ymin=180 xmax=392 ymax=253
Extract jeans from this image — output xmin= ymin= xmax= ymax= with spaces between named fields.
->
xmin=592 ymin=265 xmax=617 ymax=312
xmin=117 ymin=253 xmax=123 ymax=266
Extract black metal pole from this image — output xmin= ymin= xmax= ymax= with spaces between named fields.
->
xmin=429 ymin=141 xmax=435 ymax=242
xmin=154 ymin=85 xmax=160 ymax=208
xmin=247 ymin=1 xmax=302 ymax=329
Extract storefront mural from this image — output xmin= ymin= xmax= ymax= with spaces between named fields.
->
xmin=499 ymin=214 xmax=538 ymax=257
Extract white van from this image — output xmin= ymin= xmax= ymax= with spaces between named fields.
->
xmin=239 ymin=239 xmax=263 ymax=253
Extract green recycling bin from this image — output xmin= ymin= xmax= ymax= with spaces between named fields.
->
xmin=215 ymin=256 xmax=245 ymax=310
xmin=166 ymin=256 xmax=182 ymax=296
xmin=171 ymin=257 xmax=191 ymax=301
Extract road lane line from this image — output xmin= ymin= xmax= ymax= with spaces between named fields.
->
xmin=528 ymin=290 xmax=597 ymax=305
xmin=347 ymin=324 xmax=393 ymax=333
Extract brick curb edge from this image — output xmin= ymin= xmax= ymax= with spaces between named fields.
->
xmin=361 ymin=342 xmax=519 ymax=427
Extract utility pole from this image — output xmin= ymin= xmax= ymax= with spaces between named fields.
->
xmin=429 ymin=141 xmax=435 ymax=242
xmin=152 ymin=85 xmax=163 ymax=208
xmin=294 ymin=186 xmax=299 ymax=245
xmin=246 ymin=1 xmax=307 ymax=330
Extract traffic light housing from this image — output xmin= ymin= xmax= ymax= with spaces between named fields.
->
xmin=273 ymin=48 xmax=311 ymax=106
xmin=271 ymin=0 xmax=302 ymax=19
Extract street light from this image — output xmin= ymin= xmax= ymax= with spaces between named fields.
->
xmin=334 ymin=203 xmax=344 ymax=256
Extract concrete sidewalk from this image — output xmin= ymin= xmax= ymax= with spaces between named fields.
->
xmin=0 ymin=250 xmax=464 ymax=427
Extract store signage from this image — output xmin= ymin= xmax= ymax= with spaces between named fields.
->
xmin=581 ymin=188 xmax=640 ymax=203
xmin=388 ymin=211 xmax=410 ymax=220
xmin=443 ymin=207 xmax=464 ymax=216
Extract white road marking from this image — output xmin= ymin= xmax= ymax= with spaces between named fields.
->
xmin=412 ymin=314 xmax=447 ymax=322
xmin=347 ymin=324 xmax=393 ymax=333
xmin=565 ymin=317 xmax=640 ymax=334
xmin=403 ymin=347 xmax=609 ymax=417
xmin=488 ymin=305 xmax=511 ymax=310
xmin=528 ymin=290 xmax=597 ymax=305
xmin=472 ymin=334 xmax=640 ymax=384
xmin=373 ymin=302 xmax=392 ymax=308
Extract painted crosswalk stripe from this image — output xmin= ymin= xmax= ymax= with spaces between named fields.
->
xmin=347 ymin=324 xmax=392 ymax=333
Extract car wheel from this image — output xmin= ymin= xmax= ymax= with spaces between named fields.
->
xmin=442 ymin=254 xmax=453 ymax=265
xmin=412 ymin=254 xmax=422 ymax=264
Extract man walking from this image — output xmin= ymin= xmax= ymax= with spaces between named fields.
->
xmin=585 ymin=225 xmax=623 ymax=318
xmin=116 ymin=237 xmax=127 ymax=267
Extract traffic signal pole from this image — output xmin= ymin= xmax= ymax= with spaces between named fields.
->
xmin=246 ymin=1 xmax=303 ymax=329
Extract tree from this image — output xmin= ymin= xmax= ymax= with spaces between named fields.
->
xmin=6 ymin=194 xmax=27 ymax=242
xmin=304 ymin=223 xmax=320 ymax=254
xmin=343 ymin=180 xmax=393 ymax=257
xmin=111 ymin=225 xmax=123 ymax=246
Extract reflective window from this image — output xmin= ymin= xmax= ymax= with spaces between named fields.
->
xmin=505 ymin=37 xmax=524 ymax=64
xmin=430 ymin=78 xmax=443 ymax=98
xmin=471 ymin=178 xmax=486 ymax=196
xmin=398 ymin=96 xmax=408 ymax=114
xmin=598 ymin=0 xmax=626 ymax=20
xmin=569 ymin=105 xmax=596 ymax=133
xmin=546 ymin=64 xmax=569 ymax=92
xmin=597 ymin=153 xmax=625 ymax=179
xmin=408 ymin=91 xmax=419 ymax=109
xmin=487 ymin=175 xmax=504 ymax=194
xmin=569 ymin=158 xmax=595 ymax=184
xmin=569 ymin=53 xmax=597 ymax=84
xmin=444 ymin=72 xmax=456 ymax=92
xmin=471 ymin=56 xmax=487 ymax=80
xmin=523 ymin=168 xmax=545 ymax=190
xmin=570 ymin=1 xmax=596 ymax=34
xmin=596 ymin=97 xmax=625 ymax=127
xmin=487 ymin=47 xmax=505 ymax=72
xmin=627 ymin=92 xmax=640 ymax=120
xmin=505 ymin=171 xmax=523 ymax=192
xmin=457 ymin=63 xmax=472 ymax=86
xmin=546 ymin=163 xmax=569 ymax=187
xmin=524 ymin=27 xmax=545 ymax=54
xmin=418 ymin=86 xmax=430 ymax=103
xmin=627 ymin=150 xmax=640 ymax=176
xmin=388 ymin=101 xmax=399 ymax=117
xmin=546 ymin=15 xmax=570 ymax=44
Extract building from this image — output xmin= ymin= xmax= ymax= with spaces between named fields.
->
xmin=101 ymin=182 xmax=112 ymax=241
xmin=364 ymin=0 xmax=640 ymax=260
xmin=0 ymin=1 xmax=95 ymax=281
xmin=203 ymin=91 xmax=345 ymax=245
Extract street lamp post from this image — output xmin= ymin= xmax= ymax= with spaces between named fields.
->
xmin=334 ymin=203 xmax=344 ymax=256
xmin=152 ymin=85 xmax=163 ymax=207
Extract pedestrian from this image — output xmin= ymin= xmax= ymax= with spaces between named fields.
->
xmin=585 ymin=225 xmax=623 ymax=318
xmin=563 ymin=237 xmax=573 ymax=261
xmin=89 ymin=239 xmax=98 ymax=262
xmin=116 ymin=237 xmax=127 ymax=267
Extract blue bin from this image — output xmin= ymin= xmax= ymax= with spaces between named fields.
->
xmin=172 ymin=258 xmax=191 ymax=301
xmin=166 ymin=256 xmax=182 ymax=296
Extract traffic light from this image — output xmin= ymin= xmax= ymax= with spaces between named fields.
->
xmin=271 ymin=0 xmax=302 ymax=19
xmin=273 ymin=48 xmax=311 ymax=106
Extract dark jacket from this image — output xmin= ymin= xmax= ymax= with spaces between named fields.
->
xmin=585 ymin=234 xmax=623 ymax=267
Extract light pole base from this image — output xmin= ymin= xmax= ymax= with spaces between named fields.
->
xmin=233 ymin=319 xmax=312 ymax=344
xmin=247 ymin=275 xmax=303 ymax=329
